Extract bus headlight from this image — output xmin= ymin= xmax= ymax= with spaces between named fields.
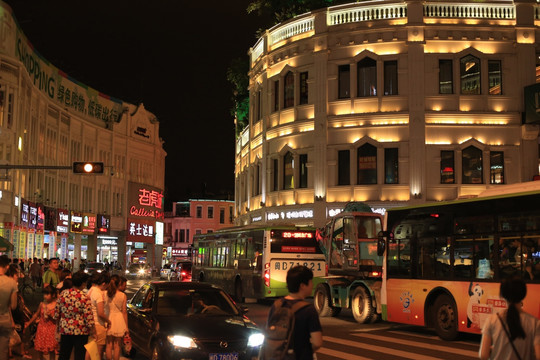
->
xmin=247 ymin=333 xmax=264 ymax=347
xmin=167 ymin=335 xmax=197 ymax=349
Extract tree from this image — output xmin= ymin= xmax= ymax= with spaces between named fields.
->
xmin=226 ymin=57 xmax=250 ymax=137
xmin=247 ymin=0 xmax=350 ymax=24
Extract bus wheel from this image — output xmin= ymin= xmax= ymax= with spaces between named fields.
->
xmin=234 ymin=279 xmax=244 ymax=303
xmin=314 ymin=284 xmax=334 ymax=317
xmin=432 ymin=294 xmax=458 ymax=340
xmin=351 ymin=287 xmax=374 ymax=324
xmin=199 ymin=273 xmax=204 ymax=283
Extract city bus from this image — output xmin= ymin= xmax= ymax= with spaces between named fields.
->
xmin=192 ymin=226 xmax=326 ymax=301
xmin=378 ymin=182 xmax=540 ymax=340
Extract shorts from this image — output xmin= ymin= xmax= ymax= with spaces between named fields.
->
xmin=94 ymin=323 xmax=107 ymax=346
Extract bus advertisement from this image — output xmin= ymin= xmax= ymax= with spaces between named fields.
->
xmin=192 ymin=226 xmax=326 ymax=301
xmin=379 ymin=182 xmax=540 ymax=340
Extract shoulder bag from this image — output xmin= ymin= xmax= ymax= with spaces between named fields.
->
xmin=496 ymin=313 xmax=522 ymax=360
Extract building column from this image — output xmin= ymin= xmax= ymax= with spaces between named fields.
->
xmin=118 ymin=232 xmax=126 ymax=269
xmin=87 ymin=234 xmax=98 ymax=262
xmin=73 ymin=234 xmax=82 ymax=271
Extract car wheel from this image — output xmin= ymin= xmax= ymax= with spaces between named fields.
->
xmin=151 ymin=345 xmax=160 ymax=360
xmin=314 ymin=284 xmax=334 ymax=317
xmin=432 ymin=294 xmax=458 ymax=340
xmin=351 ymin=286 xmax=374 ymax=324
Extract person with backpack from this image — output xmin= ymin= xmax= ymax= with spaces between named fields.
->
xmin=262 ymin=265 xmax=323 ymax=360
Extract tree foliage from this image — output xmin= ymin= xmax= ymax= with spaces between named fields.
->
xmin=226 ymin=57 xmax=250 ymax=136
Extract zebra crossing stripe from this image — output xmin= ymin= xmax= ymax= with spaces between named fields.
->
xmin=323 ymin=336 xmax=441 ymax=360
xmin=317 ymin=347 xmax=371 ymax=360
xmin=387 ymin=330 xmax=480 ymax=346
xmin=351 ymin=333 xmax=478 ymax=358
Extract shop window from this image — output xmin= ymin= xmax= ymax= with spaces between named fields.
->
xmin=283 ymin=152 xmax=294 ymax=190
xmin=490 ymin=151 xmax=504 ymax=184
xmin=299 ymin=71 xmax=308 ymax=105
xmin=440 ymin=150 xmax=455 ymax=184
xmin=460 ymin=55 xmax=481 ymax=95
xmin=357 ymin=144 xmax=377 ymax=184
xmin=384 ymin=148 xmax=398 ymax=184
xmin=338 ymin=150 xmax=350 ymax=185
xmin=273 ymin=80 xmax=279 ymax=112
xmin=357 ymin=58 xmax=377 ymax=97
xmin=299 ymin=154 xmax=308 ymax=188
xmin=439 ymin=59 xmax=453 ymax=94
xmin=384 ymin=61 xmax=398 ymax=95
xmin=462 ymin=146 xmax=483 ymax=184
xmin=488 ymin=60 xmax=502 ymax=95
xmin=284 ymin=72 xmax=294 ymax=108
xmin=338 ymin=65 xmax=350 ymax=99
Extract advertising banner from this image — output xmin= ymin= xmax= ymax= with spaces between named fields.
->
xmin=127 ymin=218 xmax=155 ymax=243
xmin=21 ymin=200 xmax=29 ymax=228
xmin=26 ymin=230 xmax=35 ymax=259
xmin=48 ymin=232 xmax=57 ymax=259
xmin=12 ymin=227 xmax=19 ymax=259
xmin=60 ymin=236 xmax=68 ymax=260
xmin=18 ymin=229 xmax=27 ymax=259
xmin=71 ymin=211 xmax=82 ymax=233
xmin=82 ymin=213 xmax=96 ymax=235
xmin=35 ymin=230 xmax=44 ymax=259
xmin=45 ymin=207 xmax=57 ymax=231
xmin=28 ymin=202 xmax=37 ymax=229
xmin=37 ymin=204 xmax=45 ymax=231
xmin=57 ymin=209 xmax=69 ymax=234
xmin=97 ymin=214 xmax=110 ymax=235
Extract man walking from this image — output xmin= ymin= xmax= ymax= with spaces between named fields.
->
xmin=264 ymin=265 xmax=323 ymax=360
xmin=29 ymin=258 xmax=41 ymax=288
xmin=43 ymin=258 xmax=60 ymax=288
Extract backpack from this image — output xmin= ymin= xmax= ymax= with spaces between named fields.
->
xmin=261 ymin=298 xmax=310 ymax=360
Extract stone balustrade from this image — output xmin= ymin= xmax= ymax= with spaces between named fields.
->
xmin=424 ymin=2 xmax=515 ymax=19
xmin=327 ymin=3 xmax=407 ymax=25
xmin=269 ymin=16 xmax=314 ymax=46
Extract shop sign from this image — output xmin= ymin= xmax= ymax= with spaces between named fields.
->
xmin=267 ymin=209 xmax=313 ymax=221
xmin=134 ymin=242 xmax=144 ymax=249
xmin=28 ymin=202 xmax=37 ymax=229
xmin=126 ymin=241 xmax=133 ymax=246
xmin=97 ymin=214 xmax=110 ymax=235
xmin=18 ymin=229 xmax=26 ymax=259
xmin=251 ymin=215 xmax=262 ymax=223
xmin=128 ymin=182 xmax=164 ymax=220
xmin=37 ymin=204 xmax=45 ymax=231
xmin=82 ymin=213 xmax=96 ymax=234
xmin=71 ymin=211 xmax=83 ymax=233
xmin=27 ymin=230 xmax=35 ymax=259
xmin=127 ymin=217 xmax=155 ymax=243
xmin=101 ymin=239 xmax=117 ymax=246
xmin=47 ymin=232 xmax=57 ymax=259
xmin=20 ymin=200 xmax=29 ymax=228
xmin=155 ymin=221 xmax=164 ymax=245
xmin=172 ymin=248 xmax=189 ymax=257
xmin=45 ymin=207 xmax=57 ymax=231
xmin=57 ymin=209 xmax=69 ymax=234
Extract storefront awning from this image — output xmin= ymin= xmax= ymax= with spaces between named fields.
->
xmin=0 ymin=236 xmax=14 ymax=252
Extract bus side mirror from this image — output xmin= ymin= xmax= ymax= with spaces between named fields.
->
xmin=377 ymin=231 xmax=387 ymax=256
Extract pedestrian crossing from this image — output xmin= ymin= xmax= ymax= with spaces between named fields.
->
xmin=317 ymin=329 xmax=479 ymax=360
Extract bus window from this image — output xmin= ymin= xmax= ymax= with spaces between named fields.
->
xmin=388 ymin=223 xmax=411 ymax=277
xmin=454 ymin=235 xmax=494 ymax=280
xmin=356 ymin=216 xmax=382 ymax=239
xmin=524 ymin=236 xmax=540 ymax=281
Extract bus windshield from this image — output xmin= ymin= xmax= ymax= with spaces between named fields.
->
xmin=269 ymin=230 xmax=323 ymax=254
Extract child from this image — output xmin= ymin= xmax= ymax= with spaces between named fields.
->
xmin=105 ymin=275 xmax=128 ymax=360
xmin=26 ymin=285 xmax=59 ymax=360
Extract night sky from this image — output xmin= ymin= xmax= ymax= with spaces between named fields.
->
xmin=5 ymin=0 xmax=272 ymax=208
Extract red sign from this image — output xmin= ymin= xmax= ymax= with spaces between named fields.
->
xmin=282 ymin=231 xmax=313 ymax=239
xmin=127 ymin=217 xmax=155 ymax=243
xmin=281 ymin=246 xmax=316 ymax=253
xmin=128 ymin=182 xmax=164 ymax=220
xmin=172 ymin=248 xmax=189 ymax=257
xmin=82 ymin=213 xmax=97 ymax=234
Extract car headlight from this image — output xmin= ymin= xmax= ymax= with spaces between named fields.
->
xmin=138 ymin=269 xmax=145 ymax=274
xmin=167 ymin=335 xmax=197 ymax=349
xmin=247 ymin=333 xmax=264 ymax=347
xmin=125 ymin=270 xmax=129 ymax=274
xmin=84 ymin=269 xmax=89 ymax=273
xmin=97 ymin=269 xmax=102 ymax=273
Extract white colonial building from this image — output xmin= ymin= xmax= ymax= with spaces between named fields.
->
xmin=0 ymin=1 xmax=166 ymax=270
xmin=235 ymin=0 xmax=540 ymax=228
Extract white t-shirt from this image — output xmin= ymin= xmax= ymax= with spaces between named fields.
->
xmin=481 ymin=310 xmax=540 ymax=360
xmin=87 ymin=286 xmax=106 ymax=327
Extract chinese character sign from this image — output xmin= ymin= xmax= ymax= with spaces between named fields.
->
xmin=128 ymin=182 xmax=164 ymax=220
xmin=127 ymin=218 xmax=155 ymax=243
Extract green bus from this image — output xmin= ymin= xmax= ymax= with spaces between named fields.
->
xmin=192 ymin=226 xmax=326 ymax=301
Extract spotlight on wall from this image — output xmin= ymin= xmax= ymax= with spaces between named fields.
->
xmin=260 ymin=201 xmax=265 ymax=207
xmin=315 ymin=195 xmax=325 ymax=201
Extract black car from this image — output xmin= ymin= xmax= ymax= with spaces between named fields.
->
xmin=84 ymin=262 xmax=106 ymax=275
xmin=127 ymin=281 xmax=263 ymax=360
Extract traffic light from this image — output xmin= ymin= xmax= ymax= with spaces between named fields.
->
xmin=72 ymin=162 xmax=104 ymax=174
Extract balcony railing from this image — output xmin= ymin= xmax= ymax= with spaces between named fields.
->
xmin=328 ymin=3 xmax=407 ymax=25
xmin=424 ymin=2 xmax=515 ymax=19
xmin=269 ymin=16 xmax=314 ymax=46
xmin=251 ymin=38 xmax=264 ymax=64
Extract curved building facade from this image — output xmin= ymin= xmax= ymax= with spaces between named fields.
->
xmin=235 ymin=0 xmax=540 ymax=228
xmin=0 ymin=2 xmax=166 ymax=269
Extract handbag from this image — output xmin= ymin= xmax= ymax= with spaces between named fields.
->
xmin=497 ymin=313 xmax=523 ymax=360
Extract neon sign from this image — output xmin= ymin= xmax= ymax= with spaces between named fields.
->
xmin=138 ymin=189 xmax=163 ymax=209
xmin=282 ymin=231 xmax=313 ymax=239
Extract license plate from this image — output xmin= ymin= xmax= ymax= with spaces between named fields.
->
xmin=209 ymin=353 xmax=238 ymax=360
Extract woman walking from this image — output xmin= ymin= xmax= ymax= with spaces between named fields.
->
xmin=479 ymin=274 xmax=540 ymax=359
xmin=105 ymin=275 xmax=128 ymax=360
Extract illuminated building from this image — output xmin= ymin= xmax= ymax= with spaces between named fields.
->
xmin=235 ymin=0 xmax=540 ymax=228
xmin=0 ymin=2 xmax=166 ymax=269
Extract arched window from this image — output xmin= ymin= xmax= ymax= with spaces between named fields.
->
xmin=357 ymin=58 xmax=377 ymax=97
xmin=283 ymin=152 xmax=294 ymax=189
xmin=357 ymin=144 xmax=377 ymax=184
xmin=284 ymin=71 xmax=295 ymax=108
xmin=462 ymin=146 xmax=483 ymax=184
xmin=460 ymin=55 xmax=480 ymax=95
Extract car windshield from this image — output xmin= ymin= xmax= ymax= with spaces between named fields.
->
xmin=178 ymin=263 xmax=192 ymax=271
xmin=88 ymin=263 xmax=104 ymax=269
xmin=156 ymin=289 xmax=239 ymax=317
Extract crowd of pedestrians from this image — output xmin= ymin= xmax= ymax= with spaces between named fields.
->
xmin=0 ymin=255 xmax=130 ymax=360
